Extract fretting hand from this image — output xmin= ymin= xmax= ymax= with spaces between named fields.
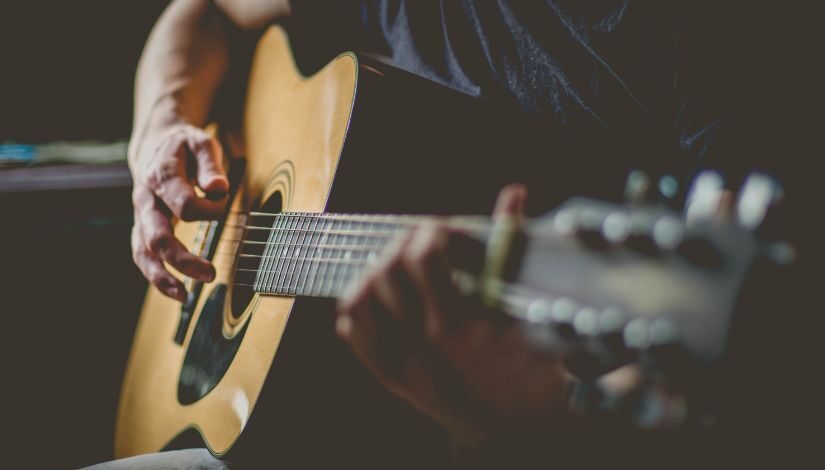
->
xmin=336 ymin=185 xmax=574 ymax=446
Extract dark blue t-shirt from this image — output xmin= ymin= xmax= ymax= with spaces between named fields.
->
xmin=288 ymin=0 xmax=794 ymax=199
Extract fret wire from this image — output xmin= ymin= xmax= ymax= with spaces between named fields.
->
xmin=335 ymin=219 xmax=356 ymax=297
xmin=252 ymin=215 xmax=269 ymax=291
xmin=322 ymin=217 xmax=341 ymax=297
xmin=300 ymin=213 xmax=322 ymax=296
xmin=280 ymin=214 xmax=299 ymax=295
xmin=320 ymin=217 xmax=337 ymax=297
xmin=270 ymin=213 xmax=291 ymax=292
xmin=313 ymin=216 xmax=333 ymax=297
xmin=255 ymin=213 xmax=272 ymax=292
xmin=274 ymin=213 xmax=299 ymax=294
xmin=263 ymin=213 xmax=286 ymax=292
xmin=279 ymin=214 xmax=298 ymax=295
xmin=336 ymin=218 xmax=356 ymax=297
xmin=290 ymin=213 xmax=312 ymax=295
xmin=320 ymin=216 xmax=338 ymax=295
xmin=309 ymin=215 xmax=329 ymax=295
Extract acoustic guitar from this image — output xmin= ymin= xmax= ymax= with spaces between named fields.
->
xmin=115 ymin=26 xmax=783 ymax=463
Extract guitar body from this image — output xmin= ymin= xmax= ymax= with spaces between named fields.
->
xmin=116 ymin=26 xmax=357 ymax=460
xmin=117 ymin=26 xmax=539 ymax=464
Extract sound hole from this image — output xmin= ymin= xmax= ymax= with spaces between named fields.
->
xmin=178 ymin=283 xmax=247 ymax=404
xmin=229 ymin=192 xmax=283 ymax=318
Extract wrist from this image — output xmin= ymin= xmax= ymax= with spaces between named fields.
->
xmin=129 ymin=95 xmax=190 ymax=166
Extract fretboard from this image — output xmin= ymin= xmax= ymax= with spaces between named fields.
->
xmin=245 ymin=213 xmax=425 ymax=298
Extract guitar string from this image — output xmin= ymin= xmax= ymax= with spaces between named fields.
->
xmin=227 ymin=277 xmax=548 ymax=324
xmin=212 ymin=246 xmax=384 ymax=259
xmin=217 ymin=211 xmax=494 ymax=232
xmin=235 ymin=210 xmax=431 ymax=224
xmin=230 ymin=223 xmax=399 ymax=238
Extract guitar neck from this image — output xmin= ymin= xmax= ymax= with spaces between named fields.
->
xmin=242 ymin=212 xmax=491 ymax=299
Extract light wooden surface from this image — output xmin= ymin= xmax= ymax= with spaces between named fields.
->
xmin=115 ymin=26 xmax=358 ymax=457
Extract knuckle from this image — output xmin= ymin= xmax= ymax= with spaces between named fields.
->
xmin=146 ymin=160 xmax=178 ymax=189
xmin=146 ymin=229 xmax=173 ymax=254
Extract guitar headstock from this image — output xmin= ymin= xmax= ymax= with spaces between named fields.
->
xmin=491 ymin=171 xmax=792 ymax=378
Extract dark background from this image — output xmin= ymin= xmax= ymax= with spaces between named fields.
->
xmin=1 ymin=1 xmax=170 ymax=467
xmin=0 ymin=1 xmax=818 ymax=467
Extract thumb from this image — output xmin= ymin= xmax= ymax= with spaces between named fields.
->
xmin=493 ymin=183 xmax=528 ymax=219
xmin=190 ymin=134 xmax=229 ymax=195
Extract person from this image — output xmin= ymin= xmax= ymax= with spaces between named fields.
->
xmin=113 ymin=0 xmax=804 ymax=467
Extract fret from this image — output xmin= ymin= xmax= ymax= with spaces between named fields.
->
xmin=256 ymin=214 xmax=281 ymax=292
xmin=336 ymin=218 xmax=357 ymax=297
xmin=268 ymin=214 xmax=292 ymax=293
xmin=288 ymin=213 xmax=312 ymax=295
xmin=278 ymin=213 xmax=301 ymax=294
xmin=312 ymin=216 xmax=333 ymax=297
xmin=323 ymin=217 xmax=346 ymax=297
xmin=351 ymin=220 xmax=370 ymax=292
xmin=269 ymin=213 xmax=292 ymax=293
xmin=295 ymin=213 xmax=321 ymax=296
xmin=281 ymin=213 xmax=300 ymax=295
xmin=333 ymin=219 xmax=353 ymax=298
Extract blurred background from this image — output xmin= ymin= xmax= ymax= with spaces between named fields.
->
xmin=1 ymin=2 xmax=169 ymax=467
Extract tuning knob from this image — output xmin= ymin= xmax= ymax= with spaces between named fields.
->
xmin=685 ymin=170 xmax=725 ymax=224
xmin=657 ymin=174 xmax=680 ymax=203
xmin=736 ymin=172 xmax=783 ymax=231
xmin=624 ymin=170 xmax=651 ymax=204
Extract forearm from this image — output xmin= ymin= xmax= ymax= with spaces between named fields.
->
xmin=130 ymin=0 xmax=230 ymax=162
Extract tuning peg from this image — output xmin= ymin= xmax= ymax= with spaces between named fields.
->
xmin=736 ymin=172 xmax=783 ymax=231
xmin=685 ymin=170 xmax=725 ymax=224
xmin=624 ymin=170 xmax=651 ymax=204
xmin=657 ymin=174 xmax=680 ymax=202
xmin=765 ymin=241 xmax=796 ymax=266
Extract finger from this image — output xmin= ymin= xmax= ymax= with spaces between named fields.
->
xmin=138 ymin=198 xmax=216 ymax=282
xmin=404 ymin=224 xmax=460 ymax=344
xmin=341 ymin=284 xmax=380 ymax=348
xmin=187 ymin=131 xmax=229 ymax=195
xmin=372 ymin=233 xmax=423 ymax=326
xmin=337 ymin=293 xmax=383 ymax=374
xmin=494 ymin=183 xmax=528 ymax=218
xmin=148 ymin=135 xmax=226 ymax=221
xmin=156 ymin=174 xmax=227 ymax=221
xmin=376 ymin=261 xmax=424 ymax=328
xmin=131 ymin=222 xmax=186 ymax=301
